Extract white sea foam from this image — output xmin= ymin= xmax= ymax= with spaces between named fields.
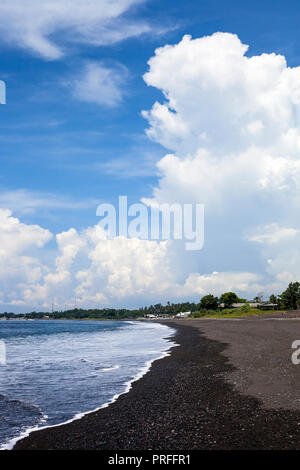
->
xmin=96 ymin=365 xmax=120 ymax=372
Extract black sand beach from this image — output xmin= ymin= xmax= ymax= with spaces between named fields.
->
xmin=13 ymin=317 xmax=300 ymax=450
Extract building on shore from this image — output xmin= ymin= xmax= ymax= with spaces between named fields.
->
xmin=175 ymin=311 xmax=191 ymax=318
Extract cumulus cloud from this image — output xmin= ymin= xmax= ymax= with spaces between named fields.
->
xmin=0 ymin=0 xmax=151 ymax=59
xmin=143 ymin=33 xmax=300 ymax=157
xmin=0 ymin=209 xmax=263 ymax=310
xmin=183 ymin=271 xmax=261 ymax=296
xmin=69 ymin=61 xmax=127 ymax=107
xmin=75 ymin=227 xmax=174 ymax=303
xmin=0 ymin=209 xmax=52 ymax=306
xmin=0 ymin=209 xmax=52 ymax=256
xmin=141 ymin=32 xmax=300 ymax=293
xmin=0 ymin=210 xmax=164 ymax=307
xmin=142 ymin=33 xmax=300 ymax=208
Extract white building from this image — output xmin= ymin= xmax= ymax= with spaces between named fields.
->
xmin=176 ymin=311 xmax=191 ymax=318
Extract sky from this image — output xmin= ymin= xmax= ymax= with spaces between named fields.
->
xmin=1 ymin=0 xmax=300 ymax=311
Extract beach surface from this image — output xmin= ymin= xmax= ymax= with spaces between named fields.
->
xmin=13 ymin=316 xmax=300 ymax=450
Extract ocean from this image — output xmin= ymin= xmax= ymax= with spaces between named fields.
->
xmin=0 ymin=319 xmax=176 ymax=450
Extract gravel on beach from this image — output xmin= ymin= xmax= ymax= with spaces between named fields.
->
xmin=13 ymin=318 xmax=300 ymax=450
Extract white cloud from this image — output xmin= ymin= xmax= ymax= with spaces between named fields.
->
xmin=69 ymin=61 xmax=127 ymax=107
xmin=0 ymin=0 xmax=151 ymax=59
xmin=75 ymin=227 xmax=174 ymax=302
xmin=44 ymin=228 xmax=85 ymax=287
xmin=0 ymin=209 xmax=52 ymax=306
xmin=143 ymin=33 xmax=300 ymax=158
xmin=141 ymin=32 xmax=300 ymax=293
xmin=248 ymin=224 xmax=299 ymax=244
xmin=183 ymin=271 xmax=261 ymax=296
xmin=142 ymin=34 xmax=300 ymax=203
xmin=0 ymin=209 xmax=262 ymax=310
xmin=0 ymin=209 xmax=52 ymax=256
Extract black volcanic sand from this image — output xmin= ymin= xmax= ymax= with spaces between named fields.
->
xmin=13 ymin=319 xmax=300 ymax=450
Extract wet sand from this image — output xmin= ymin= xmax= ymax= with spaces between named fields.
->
xmin=13 ymin=318 xmax=300 ymax=450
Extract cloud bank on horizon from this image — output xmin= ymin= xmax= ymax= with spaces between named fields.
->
xmin=2 ymin=31 xmax=300 ymax=310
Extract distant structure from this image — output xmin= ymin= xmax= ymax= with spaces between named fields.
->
xmin=257 ymin=303 xmax=278 ymax=310
xmin=219 ymin=302 xmax=278 ymax=309
xmin=175 ymin=311 xmax=191 ymax=318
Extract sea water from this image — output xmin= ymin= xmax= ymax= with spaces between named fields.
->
xmin=0 ymin=320 xmax=175 ymax=449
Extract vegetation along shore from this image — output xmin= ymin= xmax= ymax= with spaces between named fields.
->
xmin=2 ymin=281 xmax=300 ymax=321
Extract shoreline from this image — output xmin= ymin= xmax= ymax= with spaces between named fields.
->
xmin=2 ymin=322 xmax=177 ymax=451
xmin=12 ymin=318 xmax=300 ymax=450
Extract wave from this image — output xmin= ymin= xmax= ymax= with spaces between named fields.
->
xmin=95 ymin=365 xmax=120 ymax=372
xmin=1 ymin=327 xmax=177 ymax=451
xmin=0 ymin=322 xmax=178 ymax=450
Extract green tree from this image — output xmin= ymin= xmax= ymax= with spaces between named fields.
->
xmin=279 ymin=282 xmax=300 ymax=310
xmin=269 ymin=294 xmax=278 ymax=304
xmin=219 ymin=292 xmax=239 ymax=308
xmin=200 ymin=294 xmax=219 ymax=310
xmin=239 ymin=304 xmax=251 ymax=313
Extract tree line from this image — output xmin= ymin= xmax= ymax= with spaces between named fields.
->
xmin=196 ymin=282 xmax=300 ymax=311
xmin=1 ymin=282 xmax=300 ymax=320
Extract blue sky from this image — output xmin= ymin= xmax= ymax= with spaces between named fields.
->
xmin=2 ymin=0 xmax=300 ymax=231
xmin=1 ymin=0 xmax=300 ymax=311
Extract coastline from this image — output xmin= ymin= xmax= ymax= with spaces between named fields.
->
xmin=2 ymin=321 xmax=176 ymax=451
xmin=12 ymin=318 xmax=300 ymax=450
